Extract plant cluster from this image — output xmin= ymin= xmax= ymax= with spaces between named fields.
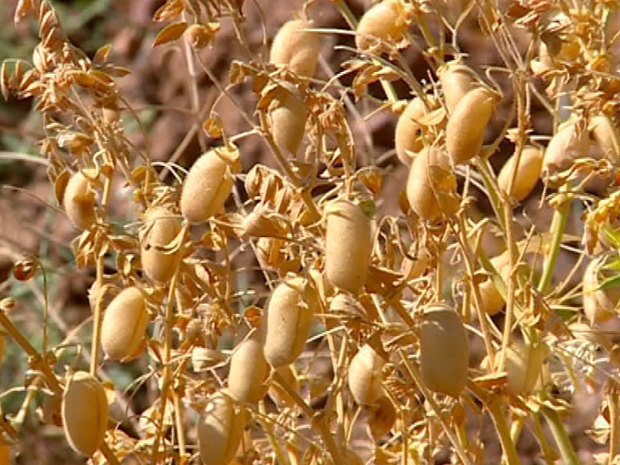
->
xmin=1 ymin=0 xmax=620 ymax=464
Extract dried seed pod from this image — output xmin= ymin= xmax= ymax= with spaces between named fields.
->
xmin=497 ymin=146 xmax=543 ymax=201
xmin=437 ymin=61 xmax=480 ymax=114
xmin=240 ymin=207 xmax=288 ymax=238
xmin=270 ymin=19 xmax=321 ymax=77
xmin=140 ymin=207 xmax=182 ymax=283
xmin=406 ymin=147 xmax=458 ymax=221
xmin=61 ymin=372 xmax=108 ymax=456
xmin=324 ymin=199 xmax=372 ymax=294
xmin=583 ymin=257 xmax=620 ymax=324
xmin=198 ymin=390 xmax=247 ymax=465
xmin=367 ymin=395 xmax=396 ymax=440
xmin=192 ymin=348 xmax=226 ymax=372
xmin=446 ymin=87 xmax=499 ymax=164
xmin=348 ymin=344 xmax=385 ymax=405
xmin=505 ymin=342 xmax=546 ymax=395
xmin=356 ymin=0 xmax=409 ymax=52
xmin=589 ymin=115 xmax=620 ymax=162
xmin=228 ymin=331 xmax=269 ymax=402
xmin=479 ymin=252 xmax=510 ymax=316
xmin=180 ymin=145 xmax=240 ymax=223
xmin=264 ymin=277 xmax=317 ymax=367
xmin=268 ymin=84 xmax=308 ymax=155
xmin=255 ymin=237 xmax=285 ymax=269
xmin=63 ymin=171 xmax=96 ymax=229
xmin=394 ymin=97 xmax=427 ymax=165
xmin=420 ymin=303 xmax=469 ymax=397
xmin=542 ymin=121 xmax=589 ymax=178
xmin=101 ymin=287 xmax=149 ymax=362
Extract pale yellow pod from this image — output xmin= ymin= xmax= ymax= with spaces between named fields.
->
xmin=420 ymin=304 xmax=469 ymax=397
xmin=140 ymin=207 xmax=182 ymax=283
xmin=264 ymin=277 xmax=317 ymax=367
xmin=590 ymin=115 xmax=620 ymax=162
xmin=270 ymin=19 xmax=321 ymax=78
xmin=356 ymin=0 xmax=408 ymax=52
xmin=497 ymin=146 xmax=543 ymax=201
xmin=180 ymin=146 xmax=240 ymax=223
xmin=406 ymin=147 xmax=458 ymax=221
xmin=268 ymin=85 xmax=308 ymax=155
xmin=63 ymin=171 xmax=96 ymax=229
xmin=542 ymin=122 xmax=589 ymax=178
xmin=101 ymin=287 xmax=149 ymax=362
xmin=61 ymin=372 xmax=108 ymax=456
xmin=228 ymin=331 xmax=269 ymax=402
xmin=324 ymin=199 xmax=372 ymax=294
xmin=437 ymin=62 xmax=479 ymax=114
xmin=394 ymin=97 xmax=427 ymax=165
xmin=479 ymin=252 xmax=510 ymax=316
xmin=348 ymin=344 xmax=385 ymax=405
xmin=583 ymin=257 xmax=620 ymax=324
xmin=198 ymin=390 xmax=247 ymax=465
xmin=505 ymin=342 xmax=546 ymax=396
xmin=446 ymin=87 xmax=499 ymax=164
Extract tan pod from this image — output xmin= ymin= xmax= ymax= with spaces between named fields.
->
xmin=505 ymin=342 xmax=546 ymax=396
xmin=394 ymin=97 xmax=427 ymax=165
xmin=437 ymin=62 xmax=480 ymax=114
xmin=140 ymin=207 xmax=182 ymax=283
xmin=270 ymin=19 xmax=321 ymax=78
xmin=61 ymin=372 xmax=108 ymax=456
xmin=180 ymin=145 xmax=240 ymax=223
xmin=101 ymin=287 xmax=149 ymax=362
xmin=589 ymin=115 xmax=620 ymax=162
xmin=420 ymin=304 xmax=469 ymax=397
xmin=583 ymin=257 xmax=620 ymax=323
xmin=348 ymin=344 xmax=385 ymax=405
xmin=478 ymin=252 xmax=510 ymax=316
xmin=497 ymin=146 xmax=543 ymax=201
xmin=268 ymin=84 xmax=308 ymax=155
xmin=542 ymin=121 xmax=589 ymax=178
xmin=446 ymin=87 xmax=498 ymax=164
xmin=198 ymin=390 xmax=246 ymax=465
xmin=63 ymin=171 xmax=96 ymax=229
xmin=264 ymin=277 xmax=317 ymax=367
xmin=356 ymin=0 xmax=408 ymax=52
xmin=228 ymin=331 xmax=269 ymax=402
xmin=324 ymin=199 xmax=372 ymax=294
xmin=406 ymin=147 xmax=458 ymax=221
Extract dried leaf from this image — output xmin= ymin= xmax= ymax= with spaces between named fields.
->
xmin=54 ymin=169 xmax=70 ymax=205
xmin=93 ymin=44 xmax=112 ymax=65
xmin=153 ymin=21 xmax=188 ymax=47
xmin=1 ymin=61 xmax=9 ymax=101
xmin=203 ymin=115 xmax=223 ymax=138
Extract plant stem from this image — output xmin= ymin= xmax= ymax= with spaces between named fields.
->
xmin=90 ymin=251 xmax=105 ymax=376
xmin=273 ymin=371 xmax=344 ymax=465
xmin=537 ymin=187 xmax=572 ymax=294
xmin=467 ymin=382 xmax=522 ymax=465
xmin=541 ymin=407 xmax=579 ymax=465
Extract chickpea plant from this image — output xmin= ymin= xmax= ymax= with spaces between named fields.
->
xmin=0 ymin=0 xmax=620 ymax=464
